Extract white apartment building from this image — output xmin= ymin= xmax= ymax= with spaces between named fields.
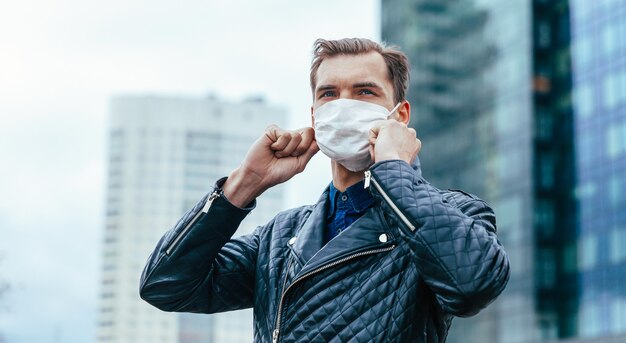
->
xmin=98 ymin=94 xmax=288 ymax=342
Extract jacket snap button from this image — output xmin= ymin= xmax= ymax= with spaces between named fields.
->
xmin=288 ymin=237 xmax=297 ymax=245
xmin=379 ymin=234 xmax=388 ymax=243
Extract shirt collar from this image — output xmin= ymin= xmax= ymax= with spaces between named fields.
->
xmin=327 ymin=180 xmax=374 ymax=218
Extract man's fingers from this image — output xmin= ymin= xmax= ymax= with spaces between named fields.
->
xmin=265 ymin=125 xmax=285 ymax=143
xmin=270 ymin=130 xmax=293 ymax=151
xmin=266 ymin=126 xmax=316 ymax=158
xmin=299 ymin=127 xmax=315 ymax=145
xmin=292 ymin=127 xmax=315 ymax=156
xmin=368 ymin=125 xmax=380 ymax=145
xmin=275 ymin=132 xmax=302 ymax=157
xmin=296 ymin=140 xmax=319 ymax=171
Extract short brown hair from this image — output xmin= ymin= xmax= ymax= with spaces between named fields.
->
xmin=310 ymin=38 xmax=410 ymax=103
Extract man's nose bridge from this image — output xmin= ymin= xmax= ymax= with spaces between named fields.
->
xmin=338 ymin=89 xmax=352 ymax=99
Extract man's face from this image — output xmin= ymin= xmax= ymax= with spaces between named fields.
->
xmin=311 ymin=51 xmax=396 ymax=113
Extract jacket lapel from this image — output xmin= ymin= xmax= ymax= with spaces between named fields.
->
xmin=289 ymin=187 xmax=329 ymax=267
xmin=295 ymin=205 xmax=395 ymax=278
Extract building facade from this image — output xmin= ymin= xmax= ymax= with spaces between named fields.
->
xmin=97 ymin=95 xmax=287 ymax=342
xmin=567 ymin=0 xmax=626 ymax=340
xmin=382 ymin=0 xmax=626 ymax=342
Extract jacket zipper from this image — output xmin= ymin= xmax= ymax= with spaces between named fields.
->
xmin=272 ymin=245 xmax=395 ymax=343
xmin=364 ymin=170 xmax=416 ymax=232
xmin=272 ymin=256 xmax=294 ymax=343
xmin=280 ymin=257 xmax=294 ymax=299
xmin=165 ymin=190 xmax=222 ymax=255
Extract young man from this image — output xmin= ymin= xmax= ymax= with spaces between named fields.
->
xmin=140 ymin=38 xmax=510 ymax=343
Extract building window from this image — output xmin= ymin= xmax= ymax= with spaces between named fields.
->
xmin=573 ymin=82 xmax=594 ymax=118
xmin=538 ymin=153 xmax=555 ymax=189
xmin=602 ymin=22 xmax=617 ymax=56
xmin=536 ymin=110 xmax=554 ymax=139
xmin=99 ymin=320 xmax=114 ymax=327
xmin=603 ymin=70 xmax=626 ymax=110
xmin=577 ymin=131 xmax=597 ymax=166
xmin=608 ymin=175 xmax=624 ymax=207
xmin=101 ymin=292 xmax=115 ymax=299
xmin=578 ymin=233 xmax=598 ymax=270
xmin=604 ymin=73 xmax=620 ymax=109
xmin=536 ymin=20 xmax=552 ymax=48
xmin=611 ymin=296 xmax=626 ymax=333
xmin=609 ymin=227 xmax=626 ymax=264
xmin=607 ymin=120 xmax=626 ymax=159
xmin=537 ymin=248 xmax=556 ymax=288
xmin=102 ymin=264 xmax=117 ymax=271
xmin=621 ymin=18 xmax=626 ymax=52
xmin=563 ymin=241 xmax=577 ymax=273
xmin=579 ymin=300 xmax=602 ymax=337
xmin=573 ymin=35 xmax=592 ymax=70
xmin=102 ymin=278 xmax=115 ymax=285
xmin=574 ymin=181 xmax=597 ymax=200
xmin=535 ymin=199 xmax=555 ymax=237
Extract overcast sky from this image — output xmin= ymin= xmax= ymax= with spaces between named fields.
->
xmin=0 ymin=1 xmax=379 ymax=341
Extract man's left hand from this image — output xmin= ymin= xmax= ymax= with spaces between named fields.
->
xmin=368 ymin=119 xmax=422 ymax=164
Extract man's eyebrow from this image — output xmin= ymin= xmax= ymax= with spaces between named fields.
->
xmin=353 ymin=82 xmax=382 ymax=89
xmin=315 ymin=84 xmax=336 ymax=92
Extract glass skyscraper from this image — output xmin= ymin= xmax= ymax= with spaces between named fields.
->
xmin=382 ymin=0 xmax=626 ymax=342
xmin=569 ymin=0 xmax=626 ymax=341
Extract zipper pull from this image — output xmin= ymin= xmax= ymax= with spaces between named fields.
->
xmin=364 ymin=170 xmax=371 ymax=189
xmin=201 ymin=189 xmax=222 ymax=213
xmin=272 ymin=329 xmax=279 ymax=343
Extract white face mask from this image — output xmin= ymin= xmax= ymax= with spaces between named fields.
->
xmin=313 ymin=99 xmax=402 ymax=172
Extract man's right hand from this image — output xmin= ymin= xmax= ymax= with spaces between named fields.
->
xmin=223 ymin=125 xmax=319 ymax=208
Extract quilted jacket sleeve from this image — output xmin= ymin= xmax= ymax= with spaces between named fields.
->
xmin=139 ymin=180 xmax=262 ymax=314
xmin=368 ymin=160 xmax=510 ymax=317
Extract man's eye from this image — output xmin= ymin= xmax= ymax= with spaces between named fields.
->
xmin=320 ymin=91 xmax=335 ymax=98
xmin=358 ymin=89 xmax=374 ymax=95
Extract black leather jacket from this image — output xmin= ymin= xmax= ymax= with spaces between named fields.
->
xmin=140 ymin=159 xmax=510 ymax=342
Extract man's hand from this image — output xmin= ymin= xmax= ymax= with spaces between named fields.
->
xmin=368 ymin=119 xmax=421 ymax=164
xmin=223 ymin=125 xmax=319 ymax=207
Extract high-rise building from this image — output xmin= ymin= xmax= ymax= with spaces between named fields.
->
xmin=97 ymin=95 xmax=288 ymax=342
xmin=566 ymin=1 xmax=626 ymax=341
xmin=382 ymin=0 xmax=626 ymax=342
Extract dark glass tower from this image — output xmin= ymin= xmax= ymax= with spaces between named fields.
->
xmin=382 ymin=0 xmax=626 ymax=342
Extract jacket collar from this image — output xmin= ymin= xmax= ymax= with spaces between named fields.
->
xmin=289 ymin=184 xmax=395 ymax=277
xmin=288 ymin=156 xmax=422 ymax=275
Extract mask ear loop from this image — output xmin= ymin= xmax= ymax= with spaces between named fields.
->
xmin=387 ymin=102 xmax=403 ymax=119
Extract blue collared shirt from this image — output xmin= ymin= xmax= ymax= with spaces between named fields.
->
xmin=325 ymin=180 xmax=375 ymax=243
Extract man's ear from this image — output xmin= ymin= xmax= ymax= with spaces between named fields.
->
xmin=310 ymin=105 xmax=315 ymax=127
xmin=397 ymin=100 xmax=411 ymax=124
